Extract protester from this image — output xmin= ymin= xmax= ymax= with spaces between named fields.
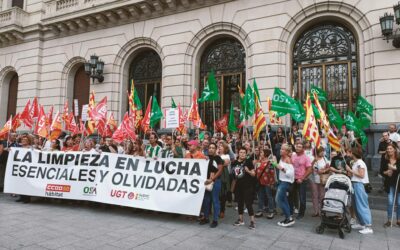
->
xmin=15 ymin=134 xmax=33 ymax=203
xmin=346 ymin=146 xmax=374 ymax=234
xmin=310 ymin=146 xmax=329 ymax=217
xmin=82 ymin=138 xmax=97 ymax=153
xmin=201 ymin=139 xmax=210 ymax=156
xmin=161 ymin=135 xmax=174 ymax=158
xmin=172 ymin=138 xmax=184 ymax=158
xmin=232 ymin=147 xmax=256 ymax=229
xmin=273 ymin=127 xmax=285 ymax=162
xmin=275 ymin=143 xmax=295 ymax=227
xmin=255 ymin=148 xmax=275 ymax=219
xmin=185 ymin=140 xmax=206 ymax=159
xmin=0 ymin=141 xmax=9 ymax=192
xmin=290 ymin=141 xmax=312 ymax=220
xmin=218 ymin=141 xmax=231 ymax=219
xmin=389 ymin=124 xmax=400 ymax=147
xmin=50 ymin=139 xmax=61 ymax=151
xmin=99 ymin=138 xmax=118 ymax=153
xmin=145 ymin=132 xmax=162 ymax=158
xmin=380 ymin=142 xmax=400 ymax=227
xmin=201 ymin=143 xmax=224 ymax=228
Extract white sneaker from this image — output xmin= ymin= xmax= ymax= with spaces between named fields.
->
xmin=351 ymin=224 xmax=365 ymax=230
xmin=294 ymin=208 xmax=299 ymax=214
xmin=350 ymin=218 xmax=357 ymax=225
xmin=359 ymin=227 xmax=373 ymax=234
xmin=244 ymin=208 xmax=248 ymax=214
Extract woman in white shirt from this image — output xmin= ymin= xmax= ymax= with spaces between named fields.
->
xmin=310 ymin=146 xmax=330 ymax=217
xmin=346 ymin=146 xmax=373 ymax=234
xmin=273 ymin=143 xmax=295 ymax=227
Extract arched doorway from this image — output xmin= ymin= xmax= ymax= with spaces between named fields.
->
xmin=128 ymin=49 xmax=162 ymax=113
xmin=292 ymin=23 xmax=359 ymax=115
xmin=199 ymin=37 xmax=246 ymax=129
xmin=6 ymin=73 xmax=18 ymax=119
xmin=73 ymin=65 xmax=90 ymax=116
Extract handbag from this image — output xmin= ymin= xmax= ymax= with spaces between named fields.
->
xmin=319 ymin=173 xmax=331 ymax=185
xmin=364 ymin=183 xmax=372 ymax=194
xmin=205 ymin=182 xmax=214 ymax=191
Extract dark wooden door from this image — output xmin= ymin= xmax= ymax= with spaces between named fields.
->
xmin=7 ymin=74 xmax=18 ymax=119
xmin=73 ymin=66 xmax=90 ymax=116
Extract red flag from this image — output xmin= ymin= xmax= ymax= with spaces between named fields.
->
xmin=89 ymin=96 xmax=107 ymax=124
xmin=215 ymin=114 xmax=228 ymax=135
xmin=49 ymin=111 xmax=62 ymax=140
xmin=62 ymin=100 xmax=69 ymax=121
xmin=12 ymin=113 xmax=21 ymax=131
xmin=0 ymin=116 xmax=12 ymax=139
xmin=20 ymin=100 xmax=33 ymax=128
xmin=141 ymin=96 xmax=152 ymax=133
xmin=102 ymin=113 xmax=117 ymax=138
xmin=46 ymin=106 xmax=54 ymax=127
xmin=35 ymin=106 xmax=48 ymax=138
xmin=177 ymin=103 xmax=186 ymax=133
xmin=188 ymin=91 xmax=200 ymax=124
xmin=112 ymin=122 xmax=125 ymax=143
xmin=121 ymin=112 xmax=136 ymax=140
xmin=30 ymin=97 xmax=39 ymax=119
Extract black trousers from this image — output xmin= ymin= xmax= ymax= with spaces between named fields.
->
xmin=236 ymin=185 xmax=254 ymax=216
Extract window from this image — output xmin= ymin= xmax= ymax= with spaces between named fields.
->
xmin=73 ymin=65 xmax=90 ymax=116
xmin=293 ymin=23 xmax=359 ymax=116
xmin=129 ymin=50 xmax=162 ymax=116
xmin=7 ymin=74 xmax=18 ymax=119
xmin=199 ymin=38 xmax=246 ymax=129
xmin=12 ymin=0 xmax=24 ymax=9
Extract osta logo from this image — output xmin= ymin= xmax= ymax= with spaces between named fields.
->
xmin=83 ymin=186 xmax=97 ymax=196
xmin=45 ymin=184 xmax=71 ymax=198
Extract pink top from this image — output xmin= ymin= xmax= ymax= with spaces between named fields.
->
xmin=291 ymin=152 xmax=312 ymax=180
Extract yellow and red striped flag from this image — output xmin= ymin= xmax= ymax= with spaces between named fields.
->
xmin=328 ymin=128 xmax=341 ymax=152
xmin=313 ymin=92 xmax=330 ymax=133
xmin=302 ymin=94 xmax=320 ymax=148
xmin=0 ymin=116 xmax=12 ymax=139
xmin=267 ymin=97 xmax=282 ymax=125
xmin=253 ymin=95 xmax=266 ymax=139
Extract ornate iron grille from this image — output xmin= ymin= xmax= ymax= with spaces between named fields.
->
xmin=293 ymin=23 xmax=359 ymax=116
xmin=199 ymin=38 xmax=246 ymax=130
xmin=129 ymin=50 xmax=162 ymax=120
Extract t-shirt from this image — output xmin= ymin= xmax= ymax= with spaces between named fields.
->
xmin=312 ymin=158 xmax=329 ymax=184
xmin=291 ymin=152 xmax=312 ymax=180
xmin=278 ymin=161 xmax=294 ymax=183
xmin=231 ymin=159 xmax=255 ymax=188
xmin=161 ymin=147 xmax=174 ymax=158
xmin=184 ymin=151 xmax=206 ymax=159
xmin=378 ymin=140 xmax=391 ymax=157
xmin=145 ymin=144 xmax=162 ymax=158
xmin=330 ymin=154 xmax=351 ymax=174
xmin=207 ymin=155 xmax=223 ymax=179
xmin=351 ymin=159 xmax=369 ymax=184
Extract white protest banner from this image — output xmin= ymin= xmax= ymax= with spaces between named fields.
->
xmin=81 ymin=104 xmax=88 ymax=121
xmin=4 ymin=148 xmax=208 ymax=216
xmin=165 ymin=108 xmax=179 ymax=128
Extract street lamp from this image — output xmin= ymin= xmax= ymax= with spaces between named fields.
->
xmin=379 ymin=2 xmax=400 ymax=48
xmin=84 ymin=54 xmax=105 ymax=83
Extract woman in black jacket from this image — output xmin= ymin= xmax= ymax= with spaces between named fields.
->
xmin=380 ymin=142 xmax=400 ymax=227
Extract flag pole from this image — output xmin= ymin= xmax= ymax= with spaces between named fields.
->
xmin=213 ymin=101 xmax=216 ymax=136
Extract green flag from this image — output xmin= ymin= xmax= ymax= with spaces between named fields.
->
xmin=312 ymin=103 xmax=321 ymax=119
xmin=134 ymin=90 xmax=142 ymax=110
xmin=310 ymin=85 xmax=328 ymax=102
xmin=245 ymin=84 xmax=255 ymax=119
xmin=198 ymin=70 xmax=220 ymax=102
xmin=327 ymin=102 xmax=344 ymax=129
xmin=292 ymin=100 xmax=305 ymax=122
xmin=355 ymin=96 xmax=373 ymax=116
xmin=344 ymin=111 xmax=361 ymax=134
xmin=171 ymin=97 xmax=177 ymax=108
xmin=271 ymin=88 xmax=300 ymax=115
xmin=359 ymin=130 xmax=368 ymax=147
xmin=228 ymin=103 xmax=238 ymax=132
xmin=199 ymin=131 xmax=205 ymax=141
xmin=150 ymin=96 xmax=163 ymax=128
xmin=253 ymin=79 xmax=260 ymax=101
xmin=357 ymin=112 xmax=371 ymax=129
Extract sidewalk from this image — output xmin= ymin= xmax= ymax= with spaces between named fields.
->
xmin=0 ymin=194 xmax=399 ymax=250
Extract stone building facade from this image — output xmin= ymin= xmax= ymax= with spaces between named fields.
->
xmin=1 ymin=0 xmax=400 ymax=168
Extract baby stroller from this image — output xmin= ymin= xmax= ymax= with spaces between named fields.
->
xmin=315 ymin=174 xmax=353 ymax=239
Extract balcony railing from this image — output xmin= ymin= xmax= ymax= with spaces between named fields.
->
xmin=44 ymin=0 xmax=118 ymax=19
xmin=0 ymin=7 xmax=28 ymax=29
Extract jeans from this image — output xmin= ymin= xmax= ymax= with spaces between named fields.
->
xmin=289 ymin=180 xmax=308 ymax=216
xmin=353 ymin=182 xmax=372 ymax=226
xmin=276 ymin=181 xmax=292 ymax=219
xmin=203 ymin=179 xmax=221 ymax=222
xmin=387 ymin=186 xmax=400 ymax=220
xmin=258 ymin=185 xmax=275 ymax=212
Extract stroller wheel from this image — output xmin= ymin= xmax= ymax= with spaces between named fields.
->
xmin=343 ymin=224 xmax=351 ymax=233
xmin=316 ymin=225 xmax=325 ymax=234
xmin=338 ymin=229 xmax=345 ymax=239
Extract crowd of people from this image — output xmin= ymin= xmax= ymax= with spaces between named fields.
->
xmin=1 ymin=123 xmax=400 ymax=235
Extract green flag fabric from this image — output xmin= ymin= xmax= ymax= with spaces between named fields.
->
xmin=271 ymin=88 xmax=300 ymax=115
xmin=312 ymin=103 xmax=321 ymax=119
xmin=171 ymin=97 xmax=177 ymax=108
xmin=245 ymin=84 xmax=255 ymax=119
xmin=292 ymin=100 xmax=306 ymax=122
xmin=150 ymin=96 xmax=163 ymax=128
xmin=134 ymin=90 xmax=142 ymax=110
xmin=198 ymin=70 xmax=220 ymax=102
xmin=355 ymin=96 xmax=373 ymax=116
xmin=228 ymin=103 xmax=238 ymax=132
xmin=199 ymin=131 xmax=205 ymax=141
xmin=344 ymin=112 xmax=361 ymax=134
xmin=327 ymin=102 xmax=344 ymax=129
xmin=357 ymin=112 xmax=371 ymax=129
xmin=310 ymin=85 xmax=328 ymax=102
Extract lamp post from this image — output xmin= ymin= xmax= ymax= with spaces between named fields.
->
xmin=84 ymin=54 xmax=105 ymax=84
xmin=379 ymin=2 xmax=400 ymax=48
